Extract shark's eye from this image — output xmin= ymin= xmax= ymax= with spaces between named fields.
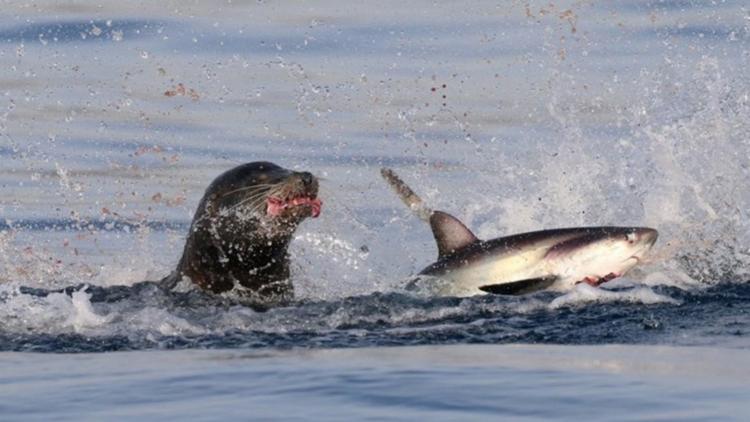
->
xmin=625 ymin=232 xmax=637 ymax=244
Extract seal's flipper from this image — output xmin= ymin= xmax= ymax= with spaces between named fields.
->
xmin=479 ymin=276 xmax=558 ymax=295
xmin=430 ymin=211 xmax=479 ymax=258
xmin=380 ymin=168 xmax=432 ymax=221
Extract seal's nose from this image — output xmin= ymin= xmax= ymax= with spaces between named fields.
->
xmin=299 ymin=172 xmax=315 ymax=187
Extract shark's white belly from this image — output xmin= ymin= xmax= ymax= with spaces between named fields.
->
xmin=434 ymin=246 xmax=638 ymax=297
xmin=436 ymin=248 xmax=552 ymax=296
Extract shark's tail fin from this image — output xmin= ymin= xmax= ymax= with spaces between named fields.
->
xmin=381 ymin=168 xmax=480 ymax=258
xmin=380 ymin=168 xmax=433 ymax=222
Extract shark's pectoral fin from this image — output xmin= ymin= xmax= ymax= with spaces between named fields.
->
xmin=479 ymin=276 xmax=558 ymax=295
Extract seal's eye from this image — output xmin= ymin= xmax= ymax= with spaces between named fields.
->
xmin=625 ymin=232 xmax=636 ymax=244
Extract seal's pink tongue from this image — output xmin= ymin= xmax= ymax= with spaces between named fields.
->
xmin=266 ymin=198 xmax=285 ymax=216
xmin=266 ymin=197 xmax=322 ymax=218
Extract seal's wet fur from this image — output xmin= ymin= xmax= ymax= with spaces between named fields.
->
xmin=161 ymin=162 xmax=320 ymax=308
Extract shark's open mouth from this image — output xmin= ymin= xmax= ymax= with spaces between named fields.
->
xmin=266 ymin=196 xmax=322 ymax=218
xmin=577 ymin=272 xmax=620 ymax=287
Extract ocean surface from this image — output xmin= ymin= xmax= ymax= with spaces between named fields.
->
xmin=1 ymin=0 xmax=749 ymax=420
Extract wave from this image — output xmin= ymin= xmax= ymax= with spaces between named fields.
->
xmin=1 ymin=279 xmax=748 ymax=353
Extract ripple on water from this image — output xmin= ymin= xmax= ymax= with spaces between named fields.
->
xmin=1 ymin=280 xmax=749 ymax=352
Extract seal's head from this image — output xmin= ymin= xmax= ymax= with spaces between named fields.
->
xmin=212 ymin=161 xmax=321 ymax=232
xmin=167 ymin=162 xmax=322 ymax=307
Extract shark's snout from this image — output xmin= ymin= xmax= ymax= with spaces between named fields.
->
xmin=623 ymin=227 xmax=658 ymax=266
xmin=636 ymin=228 xmax=658 ymax=246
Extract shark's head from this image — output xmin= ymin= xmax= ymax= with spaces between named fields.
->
xmin=546 ymin=227 xmax=658 ymax=288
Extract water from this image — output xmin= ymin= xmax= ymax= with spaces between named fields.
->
xmin=1 ymin=345 xmax=748 ymax=421
xmin=1 ymin=0 xmax=750 ymax=419
xmin=0 ymin=281 xmax=747 ymax=352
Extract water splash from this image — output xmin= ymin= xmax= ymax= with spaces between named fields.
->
xmin=0 ymin=280 xmax=747 ymax=352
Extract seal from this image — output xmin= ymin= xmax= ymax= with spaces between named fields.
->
xmin=161 ymin=161 xmax=321 ymax=308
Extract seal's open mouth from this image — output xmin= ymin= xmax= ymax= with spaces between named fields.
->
xmin=266 ymin=196 xmax=322 ymax=218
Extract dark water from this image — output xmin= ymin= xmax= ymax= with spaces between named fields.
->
xmin=2 ymin=280 xmax=747 ymax=353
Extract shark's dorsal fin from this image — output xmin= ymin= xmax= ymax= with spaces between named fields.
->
xmin=430 ymin=211 xmax=479 ymax=258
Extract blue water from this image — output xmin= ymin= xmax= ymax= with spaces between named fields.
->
xmin=1 ymin=0 xmax=750 ymax=419
xmin=1 ymin=346 xmax=748 ymax=421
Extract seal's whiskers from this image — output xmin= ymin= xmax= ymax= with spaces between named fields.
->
xmin=222 ymin=184 xmax=278 ymax=197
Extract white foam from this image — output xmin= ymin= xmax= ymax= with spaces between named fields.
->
xmin=549 ymin=283 xmax=679 ymax=309
xmin=0 ymin=284 xmax=108 ymax=334
xmin=68 ymin=288 xmax=112 ymax=330
xmin=125 ymin=307 xmax=207 ymax=337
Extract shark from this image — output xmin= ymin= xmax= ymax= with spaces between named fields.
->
xmin=381 ymin=168 xmax=658 ymax=296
